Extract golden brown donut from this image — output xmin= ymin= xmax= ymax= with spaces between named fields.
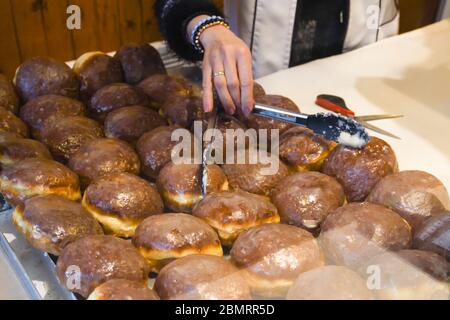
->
xmin=0 ymin=131 xmax=21 ymax=142
xmin=133 ymin=213 xmax=223 ymax=271
xmin=19 ymin=95 xmax=86 ymax=139
xmin=157 ymin=162 xmax=229 ymax=213
xmin=368 ymin=171 xmax=449 ymax=230
xmin=320 ymin=202 xmax=412 ymax=269
xmin=321 ymin=137 xmax=398 ymax=202
xmin=72 ymin=52 xmax=123 ymax=103
xmin=161 ymin=94 xmax=203 ymax=128
xmin=286 ymin=266 xmax=374 ymax=300
xmin=89 ymin=83 xmax=148 ymax=121
xmin=0 ymin=158 xmax=81 ymax=206
xmin=114 ymin=43 xmax=166 ymax=85
xmin=137 ymin=74 xmax=191 ymax=109
xmin=0 ymin=74 xmax=19 ymax=114
xmin=192 ymin=190 xmax=280 ymax=245
xmin=104 ymin=105 xmax=167 ymax=145
xmin=413 ymin=212 xmax=450 ymax=261
xmin=277 ymin=127 xmax=335 ymax=171
xmin=83 ymin=172 xmax=164 ymax=237
xmin=154 ymin=254 xmax=251 ymax=300
xmin=40 ymin=115 xmax=104 ymax=162
xmin=231 ymin=224 xmax=325 ymax=298
xmin=253 ymin=82 xmax=266 ymax=99
xmin=12 ymin=195 xmax=103 ymax=256
xmin=56 ymin=235 xmax=149 ymax=298
xmin=0 ymin=107 xmax=29 ymax=138
xmin=68 ymin=138 xmax=140 ymax=188
xmin=14 ymin=57 xmax=79 ymax=103
xmin=0 ymin=137 xmax=52 ymax=168
xmin=271 ymin=172 xmax=345 ymax=231
xmin=359 ymin=250 xmax=449 ymax=300
xmin=88 ymin=279 xmax=160 ymax=300
xmin=137 ymin=126 xmax=192 ymax=180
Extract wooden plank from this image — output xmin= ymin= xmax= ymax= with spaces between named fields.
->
xmin=141 ymin=0 xmax=162 ymax=43
xmin=69 ymin=0 xmax=99 ymax=57
xmin=94 ymin=0 xmax=121 ymax=52
xmin=42 ymin=0 xmax=75 ymax=62
xmin=10 ymin=0 xmax=48 ymax=60
xmin=117 ymin=0 xmax=143 ymax=45
xmin=0 ymin=0 xmax=21 ymax=78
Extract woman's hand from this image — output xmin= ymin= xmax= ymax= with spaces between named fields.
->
xmin=188 ymin=16 xmax=254 ymax=116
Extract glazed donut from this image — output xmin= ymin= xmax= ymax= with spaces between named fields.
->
xmin=320 ymin=202 xmax=412 ymax=269
xmin=73 ymin=52 xmax=123 ymax=103
xmin=0 ymin=74 xmax=19 ymax=114
xmin=12 ymin=195 xmax=103 ymax=255
xmin=322 ymin=137 xmax=398 ymax=202
xmin=359 ymin=250 xmax=449 ymax=300
xmin=89 ymin=83 xmax=148 ymax=121
xmin=137 ymin=74 xmax=191 ymax=110
xmin=413 ymin=212 xmax=450 ymax=261
xmin=82 ymin=172 xmax=164 ymax=237
xmin=40 ymin=116 xmax=104 ymax=162
xmin=161 ymin=94 xmax=203 ymax=128
xmin=0 ymin=107 xmax=29 ymax=138
xmin=0 ymin=131 xmax=21 ymax=142
xmin=133 ymin=213 xmax=223 ymax=271
xmin=253 ymin=82 xmax=266 ymax=99
xmin=88 ymin=279 xmax=159 ymax=300
xmin=231 ymin=224 xmax=325 ymax=298
xmin=56 ymin=235 xmax=149 ymax=298
xmin=136 ymin=126 xmax=189 ymax=180
xmin=0 ymin=158 xmax=80 ymax=206
xmin=114 ymin=43 xmax=166 ymax=85
xmin=277 ymin=127 xmax=335 ymax=172
xmin=14 ymin=57 xmax=79 ymax=103
xmin=19 ymin=95 xmax=86 ymax=139
xmin=154 ymin=254 xmax=251 ymax=300
xmin=271 ymin=172 xmax=345 ymax=231
xmin=68 ymin=138 xmax=140 ymax=188
xmin=157 ymin=162 xmax=229 ymax=213
xmin=0 ymin=136 xmax=52 ymax=168
xmin=286 ymin=266 xmax=374 ymax=300
xmin=368 ymin=171 xmax=449 ymax=230
xmin=192 ymin=190 xmax=280 ymax=245
xmin=104 ymin=105 xmax=167 ymax=145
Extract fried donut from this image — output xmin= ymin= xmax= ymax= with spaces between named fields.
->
xmin=271 ymin=172 xmax=345 ymax=231
xmin=114 ymin=43 xmax=166 ymax=84
xmin=0 ymin=158 xmax=80 ymax=206
xmin=68 ymin=138 xmax=140 ymax=188
xmin=231 ymin=224 xmax=324 ymax=298
xmin=133 ymin=213 xmax=223 ymax=271
xmin=277 ymin=127 xmax=335 ymax=171
xmin=154 ymin=254 xmax=251 ymax=300
xmin=286 ymin=266 xmax=374 ymax=300
xmin=0 ymin=137 xmax=52 ymax=168
xmin=413 ymin=212 xmax=450 ymax=261
xmin=14 ymin=57 xmax=79 ymax=103
xmin=73 ymin=52 xmax=123 ymax=103
xmin=89 ymin=83 xmax=148 ymax=121
xmin=0 ymin=74 xmax=19 ymax=114
xmin=368 ymin=171 xmax=449 ymax=230
xmin=161 ymin=94 xmax=203 ymax=128
xmin=253 ymin=82 xmax=266 ymax=99
xmin=136 ymin=126 xmax=188 ymax=180
xmin=0 ymin=107 xmax=29 ymax=137
xmin=12 ymin=195 xmax=103 ymax=255
xmin=320 ymin=202 xmax=412 ymax=269
xmin=82 ymin=172 xmax=164 ymax=237
xmin=157 ymin=162 xmax=228 ymax=213
xmin=359 ymin=250 xmax=449 ymax=300
xmin=56 ymin=235 xmax=149 ymax=298
xmin=40 ymin=116 xmax=104 ymax=162
xmin=19 ymin=95 xmax=86 ymax=139
xmin=104 ymin=105 xmax=167 ymax=145
xmin=322 ymin=137 xmax=398 ymax=202
xmin=88 ymin=279 xmax=159 ymax=300
xmin=192 ymin=190 xmax=280 ymax=245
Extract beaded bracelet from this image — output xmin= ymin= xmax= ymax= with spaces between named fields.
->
xmin=190 ymin=15 xmax=230 ymax=54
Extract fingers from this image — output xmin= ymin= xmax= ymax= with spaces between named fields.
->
xmin=236 ymin=47 xmax=254 ymax=116
xmin=211 ymin=52 xmax=236 ymax=114
xmin=223 ymin=51 xmax=241 ymax=110
xmin=202 ymin=56 xmax=214 ymax=113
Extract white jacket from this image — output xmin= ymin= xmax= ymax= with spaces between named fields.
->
xmin=224 ymin=0 xmax=399 ymax=78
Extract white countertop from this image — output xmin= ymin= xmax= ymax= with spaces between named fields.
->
xmin=258 ymin=19 xmax=450 ymax=192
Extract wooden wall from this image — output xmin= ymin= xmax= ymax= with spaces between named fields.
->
xmin=0 ymin=0 xmax=440 ymax=79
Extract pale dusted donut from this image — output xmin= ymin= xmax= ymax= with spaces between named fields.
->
xmin=88 ymin=279 xmax=159 ymax=300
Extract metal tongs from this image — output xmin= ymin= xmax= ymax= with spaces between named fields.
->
xmin=200 ymin=107 xmax=219 ymax=198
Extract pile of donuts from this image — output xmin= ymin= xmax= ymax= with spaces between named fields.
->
xmin=0 ymin=43 xmax=449 ymax=300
